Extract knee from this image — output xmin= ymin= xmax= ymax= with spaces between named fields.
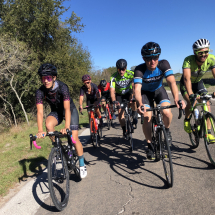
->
xmin=46 ymin=121 xmax=54 ymax=131
xmin=163 ymin=109 xmax=172 ymax=118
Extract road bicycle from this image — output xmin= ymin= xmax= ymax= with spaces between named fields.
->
xmin=29 ymin=129 xmax=79 ymax=211
xmin=83 ymin=104 xmax=102 ymax=148
xmin=116 ymin=99 xmax=135 ymax=152
xmin=141 ymin=101 xmax=183 ymax=187
xmin=105 ymin=98 xmax=114 ymax=130
xmin=188 ymin=93 xmax=215 ymax=166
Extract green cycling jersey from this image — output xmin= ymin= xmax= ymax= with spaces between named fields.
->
xmin=181 ymin=54 xmax=215 ymax=83
xmin=110 ymin=70 xmax=134 ymax=95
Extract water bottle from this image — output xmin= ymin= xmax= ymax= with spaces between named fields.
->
xmin=194 ymin=108 xmax=199 ymax=120
xmin=67 ymin=145 xmax=73 ymax=160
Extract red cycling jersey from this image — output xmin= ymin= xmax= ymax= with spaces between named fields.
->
xmin=98 ymin=82 xmax=110 ymax=93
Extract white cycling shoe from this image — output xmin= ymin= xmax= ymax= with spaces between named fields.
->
xmin=80 ymin=165 xmax=87 ymax=179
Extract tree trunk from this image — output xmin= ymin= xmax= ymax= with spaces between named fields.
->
xmin=0 ymin=95 xmax=17 ymax=127
xmin=10 ymin=75 xmax=29 ymax=125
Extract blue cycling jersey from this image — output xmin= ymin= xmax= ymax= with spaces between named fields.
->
xmin=133 ymin=60 xmax=173 ymax=92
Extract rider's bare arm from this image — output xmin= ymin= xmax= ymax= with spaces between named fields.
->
xmin=183 ymin=68 xmax=193 ymax=96
xmin=166 ymin=75 xmax=179 ymax=102
xmin=37 ymin=104 xmax=44 ymax=132
xmin=110 ymin=87 xmax=116 ymax=102
xmin=64 ymin=100 xmax=71 ymax=130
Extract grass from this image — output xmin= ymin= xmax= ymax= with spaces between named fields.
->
xmin=0 ymin=109 xmax=89 ymax=197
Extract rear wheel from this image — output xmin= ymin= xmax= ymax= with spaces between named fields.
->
xmin=48 ymin=147 xmax=70 ymax=211
xmin=204 ymin=113 xmax=215 ymax=166
xmin=159 ymin=128 xmax=173 ymax=187
xmin=188 ymin=114 xmax=200 ymax=148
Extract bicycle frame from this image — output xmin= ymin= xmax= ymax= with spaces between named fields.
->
xmin=106 ymin=102 xmax=112 ymax=120
xmin=89 ymin=108 xmax=98 ymax=133
xmin=190 ymin=96 xmax=212 ymax=139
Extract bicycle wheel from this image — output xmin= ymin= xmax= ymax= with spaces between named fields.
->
xmin=159 ymin=127 xmax=173 ymax=187
xmin=90 ymin=118 xmax=96 ymax=147
xmin=188 ymin=114 xmax=200 ymax=148
xmin=204 ymin=112 xmax=215 ymax=166
xmin=127 ymin=120 xmax=133 ymax=152
xmin=151 ymin=119 xmax=160 ymax=161
xmin=106 ymin=109 xmax=111 ymax=130
xmin=48 ymin=147 xmax=70 ymax=211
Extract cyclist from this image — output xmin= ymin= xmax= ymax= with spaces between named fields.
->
xmin=180 ymin=38 xmax=215 ymax=142
xmin=134 ymin=42 xmax=186 ymax=160
xmin=98 ymin=79 xmax=116 ymax=120
xmin=35 ymin=63 xmax=87 ymax=178
xmin=110 ymin=59 xmax=138 ymax=138
xmin=79 ymin=74 xmax=103 ymax=125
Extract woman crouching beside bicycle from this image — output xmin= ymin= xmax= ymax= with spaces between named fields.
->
xmin=79 ymin=74 xmax=103 ymax=125
xmin=35 ymin=63 xmax=87 ymax=179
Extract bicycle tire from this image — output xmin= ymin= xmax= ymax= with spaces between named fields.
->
xmin=204 ymin=112 xmax=215 ymax=166
xmin=48 ymin=147 xmax=70 ymax=211
xmin=188 ymin=114 xmax=200 ymax=148
xmin=89 ymin=118 xmax=94 ymax=145
xmin=106 ymin=109 xmax=111 ymax=130
xmin=159 ymin=127 xmax=173 ymax=187
xmin=127 ymin=119 xmax=133 ymax=152
xmin=151 ymin=119 xmax=160 ymax=161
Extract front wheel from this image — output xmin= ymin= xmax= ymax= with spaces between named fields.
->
xmin=127 ymin=120 xmax=133 ymax=152
xmin=106 ymin=109 xmax=111 ymax=130
xmin=159 ymin=128 xmax=173 ymax=187
xmin=48 ymin=147 xmax=70 ymax=211
xmin=204 ymin=112 xmax=215 ymax=166
xmin=188 ymin=114 xmax=200 ymax=148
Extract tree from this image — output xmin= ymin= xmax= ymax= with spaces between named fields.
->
xmin=0 ymin=35 xmax=37 ymax=125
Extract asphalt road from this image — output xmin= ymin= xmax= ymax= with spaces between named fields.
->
xmin=2 ymin=93 xmax=215 ymax=215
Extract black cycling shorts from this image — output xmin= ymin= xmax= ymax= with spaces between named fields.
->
xmin=47 ymin=107 xmax=79 ymax=130
xmin=116 ymin=93 xmax=132 ymax=104
xmin=180 ymin=79 xmax=207 ymax=96
xmin=141 ymin=86 xmax=170 ymax=108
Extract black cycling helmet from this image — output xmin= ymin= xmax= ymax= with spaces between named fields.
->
xmin=100 ymin=79 xmax=107 ymax=87
xmin=116 ymin=59 xmax=127 ymax=70
xmin=141 ymin=42 xmax=161 ymax=57
xmin=38 ymin=63 xmax=57 ymax=77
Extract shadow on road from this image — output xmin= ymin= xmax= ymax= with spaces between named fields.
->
xmin=83 ymin=129 xmax=171 ymax=190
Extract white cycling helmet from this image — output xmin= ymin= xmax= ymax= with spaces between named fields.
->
xmin=192 ymin=38 xmax=210 ymax=51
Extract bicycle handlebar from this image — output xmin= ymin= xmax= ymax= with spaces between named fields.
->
xmin=29 ymin=129 xmax=74 ymax=150
xmin=140 ymin=100 xmax=184 ymax=123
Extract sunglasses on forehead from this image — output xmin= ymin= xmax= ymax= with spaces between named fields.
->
xmin=41 ymin=76 xmax=53 ymax=83
xmin=144 ymin=55 xmax=159 ymax=61
xmin=195 ymin=50 xmax=209 ymax=56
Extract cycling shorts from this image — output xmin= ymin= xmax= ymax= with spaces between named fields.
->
xmin=141 ymin=86 xmax=170 ymax=108
xmin=47 ymin=107 xmax=79 ymax=130
xmin=116 ymin=92 xmax=132 ymax=104
xmin=180 ymin=79 xmax=207 ymax=96
xmin=101 ymin=95 xmax=112 ymax=104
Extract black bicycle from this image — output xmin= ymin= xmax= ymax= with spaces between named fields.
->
xmin=29 ymin=129 xmax=79 ymax=211
xmin=116 ymin=99 xmax=134 ymax=152
xmin=141 ymin=101 xmax=183 ymax=187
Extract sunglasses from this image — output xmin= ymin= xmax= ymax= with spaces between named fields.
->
xmin=144 ymin=56 xmax=159 ymax=61
xmin=84 ymin=81 xmax=90 ymax=85
xmin=195 ymin=50 xmax=209 ymax=56
xmin=117 ymin=68 xmax=126 ymax=72
xmin=41 ymin=76 xmax=53 ymax=83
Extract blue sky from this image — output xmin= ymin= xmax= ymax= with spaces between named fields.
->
xmin=61 ymin=0 xmax=215 ymax=73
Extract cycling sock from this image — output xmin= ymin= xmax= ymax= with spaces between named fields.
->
xmin=78 ymin=155 xmax=85 ymax=167
xmin=208 ymin=129 xmax=211 ymax=134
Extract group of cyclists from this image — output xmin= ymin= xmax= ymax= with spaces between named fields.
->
xmin=35 ymin=38 xmax=215 ymax=178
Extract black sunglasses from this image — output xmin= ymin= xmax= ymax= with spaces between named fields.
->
xmin=144 ymin=56 xmax=159 ymax=61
